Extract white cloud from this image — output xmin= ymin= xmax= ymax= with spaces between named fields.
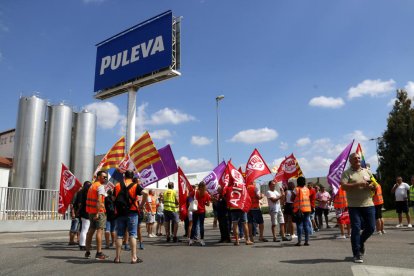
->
xmin=309 ymin=96 xmax=345 ymax=108
xmin=229 ymin=128 xmax=278 ymax=144
xmin=347 ymin=79 xmax=395 ymax=99
xmin=150 ymin=129 xmax=172 ymax=140
xmin=85 ymin=101 xmax=124 ymax=129
xmin=346 ymin=130 xmax=368 ymax=142
xmin=149 ymin=107 xmax=195 ymax=125
xmin=279 ymin=141 xmax=288 ymax=150
xmin=176 ymin=156 xmax=214 ymax=173
xmin=297 ymin=156 xmax=333 ymax=177
xmin=296 ymin=137 xmax=311 ymax=147
xmin=191 ymin=136 xmax=213 ymax=146
xmin=387 ymin=98 xmax=396 ymax=107
xmin=404 ymin=81 xmax=414 ymax=100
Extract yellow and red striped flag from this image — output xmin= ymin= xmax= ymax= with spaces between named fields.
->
xmin=96 ymin=136 xmax=125 ymax=172
xmin=129 ymin=131 xmax=161 ymax=172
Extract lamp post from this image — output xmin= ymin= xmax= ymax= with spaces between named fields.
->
xmin=216 ymin=95 xmax=224 ymax=165
xmin=369 ymin=136 xmax=382 ymax=179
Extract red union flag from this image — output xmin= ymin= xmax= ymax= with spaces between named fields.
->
xmin=118 ymin=154 xmax=136 ymax=173
xmin=58 ymin=164 xmax=82 ymax=214
xmin=226 ymin=161 xmax=251 ymax=212
xmin=274 ymin=153 xmax=304 ymax=182
xmin=245 ymin=148 xmax=271 ymax=185
xmin=178 ymin=167 xmax=192 ymax=221
xmin=219 ymin=161 xmax=230 ymax=188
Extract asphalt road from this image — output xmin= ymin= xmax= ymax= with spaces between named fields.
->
xmin=1 ymin=216 xmax=414 ymax=276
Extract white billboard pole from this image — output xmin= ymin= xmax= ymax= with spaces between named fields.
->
xmin=126 ymin=88 xmax=137 ymax=152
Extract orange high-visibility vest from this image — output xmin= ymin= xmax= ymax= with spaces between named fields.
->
xmin=145 ymin=195 xmax=157 ymax=213
xmin=333 ymin=187 xmax=348 ymax=209
xmin=86 ymin=181 xmax=106 ymax=214
xmin=293 ymin=187 xmax=311 ymax=213
xmin=373 ymin=185 xmax=384 ymax=205
xmin=247 ymin=184 xmax=260 ymax=209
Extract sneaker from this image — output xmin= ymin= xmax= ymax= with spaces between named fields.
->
xmin=139 ymin=242 xmax=144 ymax=250
xmin=282 ymin=236 xmax=291 ymax=241
xmin=375 ymin=231 xmax=382 ymax=235
xmin=381 ymin=230 xmax=387 ymax=234
xmin=95 ymin=252 xmax=109 ymax=260
xmin=326 ymin=225 xmax=331 ymax=229
xmin=166 ymin=236 xmax=171 ymax=242
xmin=360 ymin=245 xmax=365 ymax=257
xmin=291 ymin=234 xmax=298 ymax=239
xmin=188 ymin=239 xmax=194 ymax=246
xmin=304 ymin=242 xmax=309 ymax=246
xmin=123 ymin=244 xmax=131 ymax=251
xmin=173 ymin=236 xmax=178 ymax=243
xmin=353 ymin=256 xmax=363 ymax=263
xmin=84 ymin=251 xmax=91 ymax=259
xmin=199 ymin=239 xmax=206 ymax=246
xmin=336 ymin=235 xmax=346 ymax=239
xmin=408 ymin=224 xmax=413 ymax=228
xmin=273 ymin=237 xmax=281 ymax=242
xmin=105 ymin=244 xmax=110 ymax=249
xmin=396 ymin=224 xmax=403 ymax=228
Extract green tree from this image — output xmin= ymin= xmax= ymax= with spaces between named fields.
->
xmin=378 ymin=89 xmax=414 ymax=209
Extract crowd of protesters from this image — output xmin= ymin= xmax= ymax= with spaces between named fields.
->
xmin=67 ymin=152 xmax=413 ymax=264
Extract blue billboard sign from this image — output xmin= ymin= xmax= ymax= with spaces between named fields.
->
xmin=94 ymin=11 xmax=173 ymax=92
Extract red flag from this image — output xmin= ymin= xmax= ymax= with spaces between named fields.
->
xmin=58 ymin=164 xmax=82 ymax=214
xmin=226 ymin=161 xmax=251 ymax=212
xmin=178 ymin=167 xmax=192 ymax=221
xmin=245 ymin=148 xmax=271 ymax=185
xmin=117 ymin=154 xmax=136 ymax=173
xmin=219 ymin=161 xmax=230 ymax=188
xmin=274 ymin=153 xmax=304 ymax=182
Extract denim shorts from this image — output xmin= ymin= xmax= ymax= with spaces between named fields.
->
xmin=230 ymin=209 xmax=247 ymax=223
xmin=105 ymin=219 xmax=117 ymax=232
xmin=247 ymin=209 xmax=264 ymax=224
xmin=156 ymin=213 xmax=165 ymax=224
xmin=116 ymin=213 xmax=138 ymax=239
xmin=70 ymin=218 xmax=79 ymax=233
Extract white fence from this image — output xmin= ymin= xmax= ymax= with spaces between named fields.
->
xmin=0 ymin=187 xmax=67 ymax=220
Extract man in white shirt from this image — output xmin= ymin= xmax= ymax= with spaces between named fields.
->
xmin=391 ymin=176 xmax=412 ymax=228
xmin=266 ymin=180 xmax=289 ymax=242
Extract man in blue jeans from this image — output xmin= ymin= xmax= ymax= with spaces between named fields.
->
xmin=341 ymin=153 xmax=376 ymax=263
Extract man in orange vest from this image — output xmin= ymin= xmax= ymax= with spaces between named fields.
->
xmin=145 ymin=189 xmax=157 ymax=238
xmin=373 ymin=184 xmax=385 ymax=235
xmin=85 ymin=170 xmax=109 ymax=260
xmin=333 ymin=186 xmax=350 ymax=239
xmin=247 ymin=181 xmax=268 ymax=242
xmin=291 ymin=176 xmax=311 ymax=246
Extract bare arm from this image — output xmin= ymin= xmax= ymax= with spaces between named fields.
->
xmin=139 ymin=190 xmax=148 ymax=209
xmin=391 ymin=184 xmax=398 ymax=193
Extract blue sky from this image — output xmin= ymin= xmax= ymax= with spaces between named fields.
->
xmin=1 ymin=0 xmax=413 ymax=178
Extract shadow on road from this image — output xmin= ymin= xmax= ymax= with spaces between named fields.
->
xmin=280 ymin=257 xmax=353 ymax=264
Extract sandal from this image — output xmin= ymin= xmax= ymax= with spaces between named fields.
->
xmin=259 ymin=238 xmax=268 ymax=242
xmin=131 ymin=258 xmax=143 ymax=264
xmin=114 ymin=258 xmax=121 ymax=264
xmin=234 ymin=241 xmax=240 ymax=246
xmin=245 ymin=240 xmax=254 ymax=245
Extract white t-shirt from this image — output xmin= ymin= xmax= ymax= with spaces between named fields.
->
xmin=266 ymin=190 xmax=281 ymax=213
xmin=285 ymin=190 xmax=294 ymax=203
xmin=395 ymin=182 xmax=410 ymax=201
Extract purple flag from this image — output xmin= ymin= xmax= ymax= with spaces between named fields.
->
xmin=202 ymin=161 xmax=226 ymax=196
xmin=139 ymin=145 xmax=178 ymax=188
xmin=327 ymin=140 xmax=354 ymax=196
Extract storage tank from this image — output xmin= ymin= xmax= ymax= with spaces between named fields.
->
xmin=10 ymin=95 xmax=47 ymax=189
xmin=43 ymin=103 xmax=73 ymax=190
xmin=71 ymin=109 xmax=96 ymax=184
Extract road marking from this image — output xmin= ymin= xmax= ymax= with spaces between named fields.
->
xmin=352 ymin=265 xmax=414 ymax=276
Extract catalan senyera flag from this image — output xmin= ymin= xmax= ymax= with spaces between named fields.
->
xmin=95 ymin=136 xmax=125 ymax=173
xmin=355 ymin=143 xmax=367 ymax=168
xmin=129 ymin=131 xmax=161 ymax=172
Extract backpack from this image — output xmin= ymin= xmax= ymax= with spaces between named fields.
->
xmin=105 ymin=196 xmax=116 ymax=221
xmin=114 ymin=181 xmax=136 ymax=217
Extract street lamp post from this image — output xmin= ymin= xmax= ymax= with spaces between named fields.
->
xmin=369 ymin=136 xmax=382 ymax=179
xmin=216 ymin=95 xmax=224 ymax=165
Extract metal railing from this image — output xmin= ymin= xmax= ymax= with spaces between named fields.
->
xmin=0 ymin=187 xmax=67 ymax=221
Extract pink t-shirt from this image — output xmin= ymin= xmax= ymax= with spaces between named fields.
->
xmin=316 ymin=191 xmax=331 ymax=209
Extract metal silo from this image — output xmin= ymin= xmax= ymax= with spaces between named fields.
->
xmin=10 ymin=95 xmax=47 ymax=189
xmin=43 ymin=104 xmax=73 ymax=190
xmin=71 ymin=109 xmax=96 ymax=184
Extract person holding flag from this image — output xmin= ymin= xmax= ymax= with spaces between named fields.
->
xmin=341 ymin=153 xmax=376 ymax=263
